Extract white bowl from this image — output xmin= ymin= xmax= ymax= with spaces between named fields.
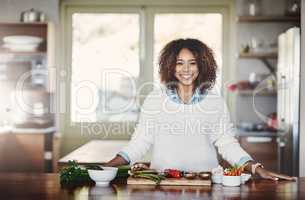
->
xmin=241 ymin=173 xmax=251 ymax=184
xmin=212 ymin=174 xmax=223 ymax=184
xmin=3 ymin=43 xmax=39 ymax=52
xmin=88 ymin=167 xmax=118 ymax=187
xmin=222 ymin=175 xmax=241 ymax=187
xmin=3 ymin=35 xmax=43 ymax=45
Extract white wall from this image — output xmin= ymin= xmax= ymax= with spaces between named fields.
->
xmin=0 ymin=0 xmax=59 ymax=22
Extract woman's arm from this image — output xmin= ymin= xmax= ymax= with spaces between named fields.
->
xmin=211 ymin=97 xmax=295 ymax=181
xmin=105 ymin=155 xmax=129 ymax=167
xmin=243 ymin=161 xmax=296 ymax=181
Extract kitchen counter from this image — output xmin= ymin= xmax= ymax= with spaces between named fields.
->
xmin=0 ymin=173 xmax=304 ymax=200
xmin=236 ymin=129 xmax=278 ymax=137
xmin=58 ymin=140 xmax=150 ymax=168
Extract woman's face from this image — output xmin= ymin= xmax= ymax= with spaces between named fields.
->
xmin=175 ymin=48 xmax=199 ymax=86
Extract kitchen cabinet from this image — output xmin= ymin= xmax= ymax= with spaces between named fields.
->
xmin=239 ymin=135 xmax=278 ymax=172
xmin=0 ymin=131 xmax=60 ymax=172
xmin=0 ymin=22 xmax=55 ymax=127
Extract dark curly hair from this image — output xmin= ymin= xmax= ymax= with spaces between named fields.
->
xmin=158 ymin=38 xmax=217 ymax=92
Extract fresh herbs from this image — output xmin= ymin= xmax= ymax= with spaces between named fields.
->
xmin=60 ymin=160 xmax=131 ymax=187
xmin=59 ymin=160 xmax=94 ymax=187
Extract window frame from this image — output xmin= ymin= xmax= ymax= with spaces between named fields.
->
xmin=59 ymin=0 xmax=236 ymax=140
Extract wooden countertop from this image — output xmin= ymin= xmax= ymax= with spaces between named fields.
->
xmin=58 ymin=140 xmax=150 ymax=166
xmin=0 ymin=173 xmax=304 ymax=200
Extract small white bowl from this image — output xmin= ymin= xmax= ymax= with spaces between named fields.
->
xmin=88 ymin=167 xmax=118 ymax=187
xmin=241 ymin=173 xmax=251 ymax=184
xmin=222 ymin=175 xmax=241 ymax=187
xmin=212 ymin=174 xmax=223 ymax=184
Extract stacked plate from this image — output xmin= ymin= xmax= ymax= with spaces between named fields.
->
xmin=2 ymin=35 xmax=43 ymax=52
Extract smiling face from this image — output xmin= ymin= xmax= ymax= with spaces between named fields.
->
xmin=174 ymin=48 xmax=199 ymax=87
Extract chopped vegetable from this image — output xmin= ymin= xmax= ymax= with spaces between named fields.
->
xmin=223 ymin=164 xmax=244 ymax=176
xmin=132 ymin=173 xmax=165 ymax=185
xmin=164 ymin=169 xmax=183 ymax=178
xmin=131 ymin=163 xmax=149 ymax=171
xmin=129 ymin=163 xmax=165 ymax=184
xmin=116 ymin=165 xmax=131 ymax=178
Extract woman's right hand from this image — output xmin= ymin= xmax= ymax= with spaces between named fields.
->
xmin=104 ymin=155 xmax=129 ymax=167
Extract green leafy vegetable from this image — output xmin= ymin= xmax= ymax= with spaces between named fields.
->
xmin=60 ymin=160 xmax=94 ymax=187
xmin=116 ymin=165 xmax=131 ymax=178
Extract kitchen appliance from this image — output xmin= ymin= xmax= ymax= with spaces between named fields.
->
xmin=277 ymin=27 xmax=300 ymax=176
xmin=20 ymin=8 xmax=46 ymax=22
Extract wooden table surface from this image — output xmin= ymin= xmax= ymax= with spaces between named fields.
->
xmin=58 ymin=140 xmax=150 ymax=166
xmin=0 ymin=173 xmax=304 ymax=200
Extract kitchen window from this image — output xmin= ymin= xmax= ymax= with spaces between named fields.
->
xmin=61 ymin=2 xmax=233 ymax=139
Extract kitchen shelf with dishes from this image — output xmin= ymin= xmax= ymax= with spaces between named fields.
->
xmin=237 ymin=13 xmax=300 ymax=74
xmin=238 ymin=52 xmax=277 ymax=59
xmin=0 ymin=22 xmax=54 ymax=89
xmin=236 ymin=89 xmax=277 ymax=96
xmin=0 ymin=22 xmax=55 ymax=129
xmin=0 ymin=21 xmax=57 ymax=173
xmin=227 ymin=78 xmax=277 ymax=97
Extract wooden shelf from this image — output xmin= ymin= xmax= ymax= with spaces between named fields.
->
xmin=237 ymin=16 xmax=300 ymax=23
xmin=0 ymin=50 xmax=46 ymax=56
xmin=239 ymin=52 xmax=277 ymax=59
xmin=237 ymin=89 xmax=277 ymax=96
xmin=0 ymin=22 xmax=47 ymax=26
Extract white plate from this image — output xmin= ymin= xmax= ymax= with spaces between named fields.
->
xmin=3 ymin=35 xmax=43 ymax=45
xmin=3 ymin=43 xmax=39 ymax=52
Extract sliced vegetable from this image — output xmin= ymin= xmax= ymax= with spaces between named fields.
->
xmin=164 ymin=169 xmax=183 ymax=178
xmin=133 ymin=173 xmax=165 ymax=185
xmin=223 ymin=164 xmax=244 ymax=176
xmin=116 ymin=165 xmax=131 ymax=178
xmin=131 ymin=163 xmax=149 ymax=172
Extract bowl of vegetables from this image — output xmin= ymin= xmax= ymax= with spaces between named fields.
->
xmin=86 ymin=165 xmax=118 ymax=186
xmin=222 ymin=165 xmax=243 ymax=187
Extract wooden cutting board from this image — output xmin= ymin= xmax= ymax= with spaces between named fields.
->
xmin=127 ymin=177 xmax=211 ymax=186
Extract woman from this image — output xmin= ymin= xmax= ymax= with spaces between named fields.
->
xmin=106 ymin=38 xmax=295 ymax=181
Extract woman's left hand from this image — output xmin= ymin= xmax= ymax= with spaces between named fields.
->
xmin=256 ymin=167 xmax=297 ymax=181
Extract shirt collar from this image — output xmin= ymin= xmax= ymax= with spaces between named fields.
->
xmin=166 ymin=87 xmax=207 ymax=105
